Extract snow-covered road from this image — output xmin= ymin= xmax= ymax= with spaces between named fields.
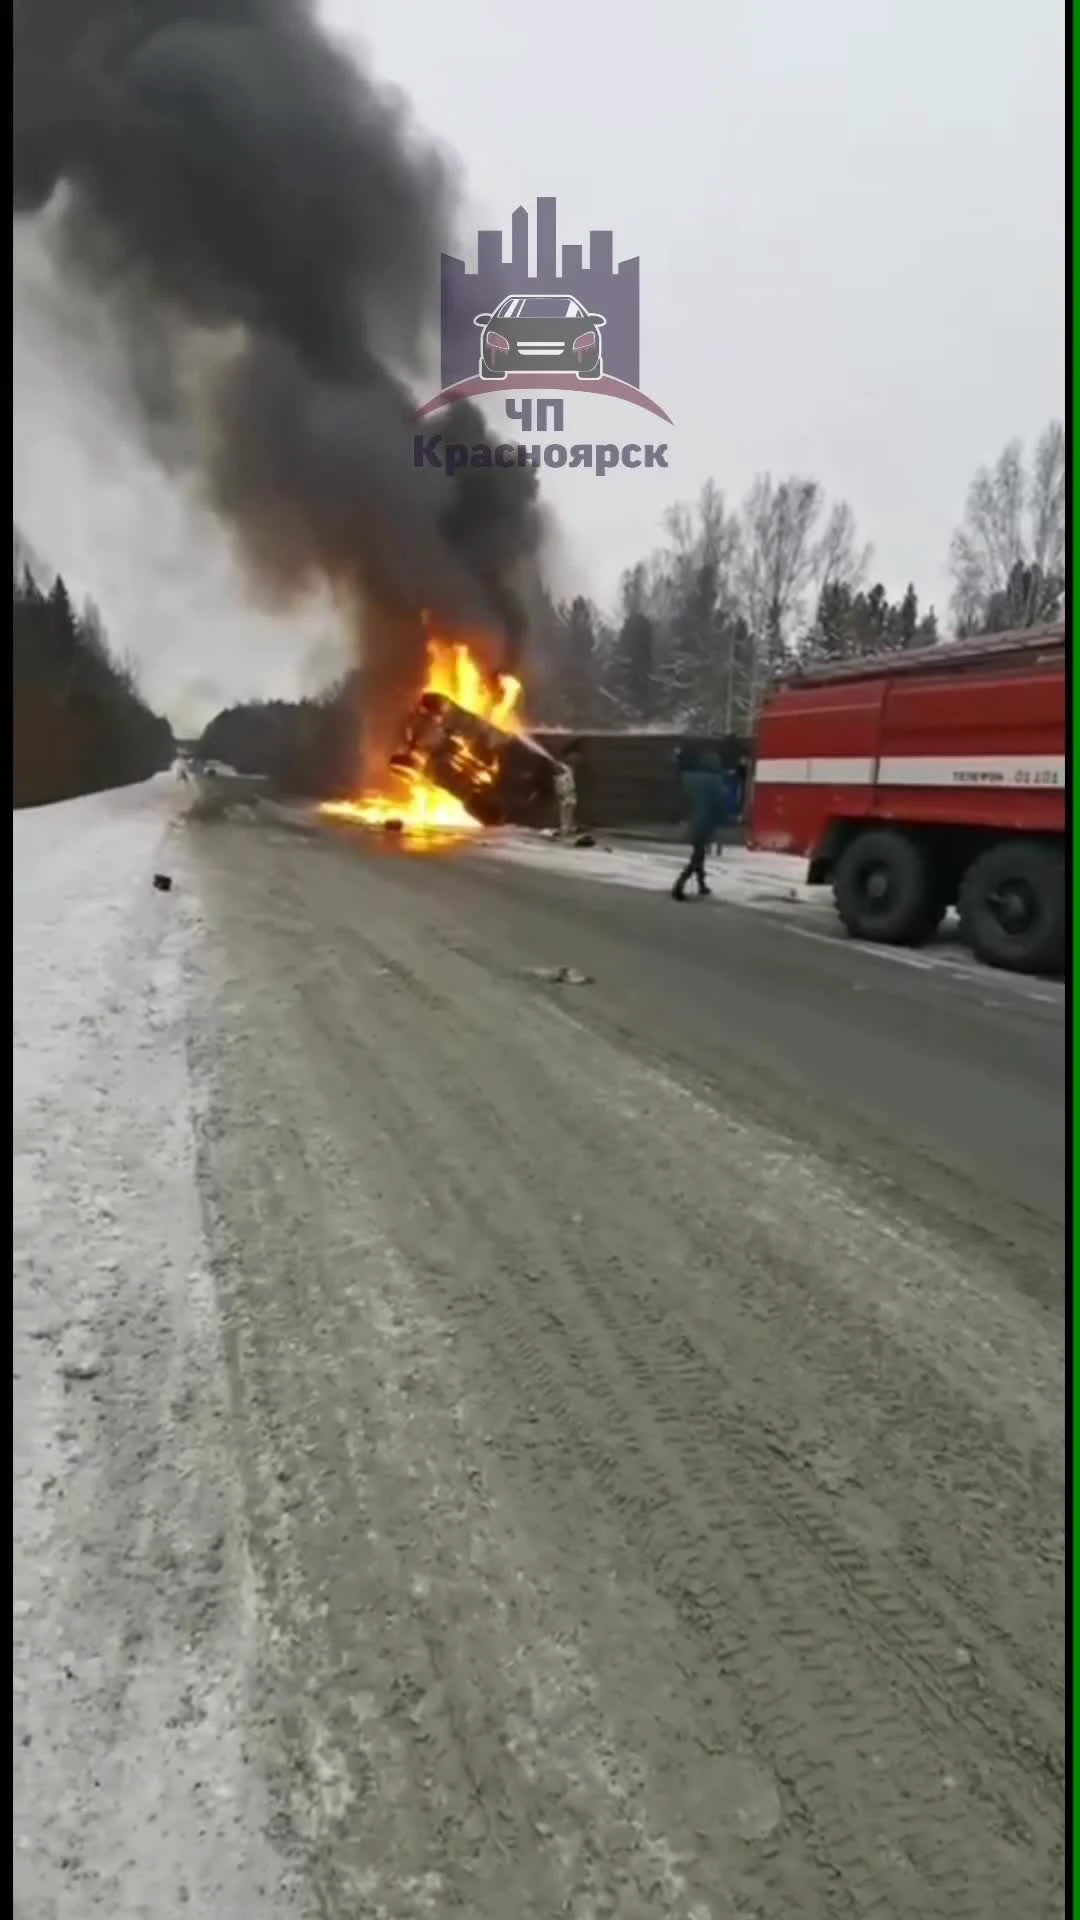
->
xmin=13 ymin=782 xmax=1066 ymax=1919
xmin=476 ymin=831 xmax=820 ymax=907
xmin=14 ymin=782 xmax=299 ymax=1918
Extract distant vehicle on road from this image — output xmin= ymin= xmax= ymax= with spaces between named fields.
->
xmin=748 ymin=623 xmax=1066 ymax=975
xmin=474 ymin=294 xmax=606 ymax=380
xmin=182 ymin=759 xmax=271 ymax=819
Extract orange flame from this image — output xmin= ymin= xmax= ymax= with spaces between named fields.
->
xmin=424 ymin=640 xmax=523 ymax=733
xmin=320 ymin=638 xmax=523 ymax=837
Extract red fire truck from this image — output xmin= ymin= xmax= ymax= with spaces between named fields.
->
xmin=747 ymin=623 xmax=1067 ymax=974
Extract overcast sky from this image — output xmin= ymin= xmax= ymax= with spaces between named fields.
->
xmin=13 ymin=0 xmax=1064 ymax=726
xmin=329 ymin=0 xmax=1064 ymax=614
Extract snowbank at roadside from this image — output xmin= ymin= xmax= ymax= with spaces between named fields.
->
xmin=14 ymin=776 xmax=182 ymax=1111
xmin=476 ymin=830 xmax=824 ymax=910
xmin=13 ymin=778 xmax=295 ymax=1918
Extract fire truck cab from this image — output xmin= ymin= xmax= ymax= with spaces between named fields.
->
xmin=748 ymin=624 xmax=1066 ymax=975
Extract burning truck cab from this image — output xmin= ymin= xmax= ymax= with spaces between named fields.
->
xmin=389 ymin=689 xmax=559 ymax=828
xmin=320 ymin=639 xmax=562 ymax=836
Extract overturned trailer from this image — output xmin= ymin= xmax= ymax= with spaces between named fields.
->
xmin=390 ymin=691 xmax=561 ymax=828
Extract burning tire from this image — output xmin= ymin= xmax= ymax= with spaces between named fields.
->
xmin=832 ymin=829 xmax=936 ymax=946
xmin=958 ymin=839 xmax=1066 ymax=975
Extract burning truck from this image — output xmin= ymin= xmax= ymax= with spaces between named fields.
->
xmin=322 ymin=641 xmax=562 ymax=836
xmin=388 ymin=689 xmax=560 ymax=827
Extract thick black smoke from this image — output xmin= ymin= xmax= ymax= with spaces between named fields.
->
xmin=13 ymin=0 xmax=543 ymax=771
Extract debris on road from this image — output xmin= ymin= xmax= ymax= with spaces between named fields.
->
xmin=523 ymin=964 xmax=594 ymax=985
xmin=59 ymin=1353 xmax=103 ymax=1383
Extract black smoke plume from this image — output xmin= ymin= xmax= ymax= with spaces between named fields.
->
xmin=13 ymin=0 xmax=543 ymax=772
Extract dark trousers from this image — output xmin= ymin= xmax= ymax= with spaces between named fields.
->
xmin=675 ymin=838 xmax=709 ymax=896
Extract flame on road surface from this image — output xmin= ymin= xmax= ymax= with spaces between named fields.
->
xmin=320 ymin=639 xmax=523 ymax=837
xmin=321 ymin=784 xmax=477 ymax=833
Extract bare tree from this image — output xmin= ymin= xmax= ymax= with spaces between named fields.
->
xmin=949 ymin=421 xmax=1066 ymax=633
xmin=599 ymin=478 xmax=873 ymax=731
xmin=659 ymin=483 xmax=740 ymax=617
xmin=654 ymin=482 xmax=745 ymax=728
xmin=812 ymin=500 xmax=872 ymax=596
xmin=738 ymin=475 xmax=823 ymax=701
xmin=1028 ymin=419 xmax=1066 ymax=587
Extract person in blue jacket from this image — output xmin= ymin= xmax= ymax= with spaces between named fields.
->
xmin=672 ymin=744 xmax=728 ymax=901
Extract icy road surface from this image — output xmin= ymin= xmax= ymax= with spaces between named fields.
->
xmin=14 ymin=788 xmax=1065 ymax=1919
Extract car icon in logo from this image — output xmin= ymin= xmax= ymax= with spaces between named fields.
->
xmin=473 ymin=294 xmax=607 ymax=381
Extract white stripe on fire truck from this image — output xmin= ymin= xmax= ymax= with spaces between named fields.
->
xmin=749 ymin=748 xmax=876 ymax=779
xmin=753 ymin=757 xmax=876 ymax=785
xmin=876 ymin=754 xmax=1066 ymax=788
xmin=753 ymin=754 xmax=1067 ymax=790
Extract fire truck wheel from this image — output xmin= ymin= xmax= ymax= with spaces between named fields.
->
xmin=958 ymin=840 xmax=1066 ymax=975
xmin=832 ymin=829 xmax=935 ymax=946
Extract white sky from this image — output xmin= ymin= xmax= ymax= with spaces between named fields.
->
xmin=12 ymin=0 xmax=1065 ymax=726
xmin=329 ymin=0 xmax=1065 ymax=615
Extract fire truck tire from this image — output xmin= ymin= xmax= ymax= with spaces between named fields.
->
xmin=832 ymin=829 xmax=936 ymax=946
xmin=958 ymin=840 xmax=1066 ymax=975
